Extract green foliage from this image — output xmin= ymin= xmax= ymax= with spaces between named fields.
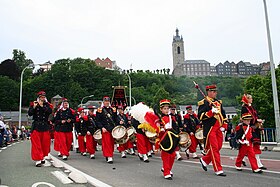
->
xmin=3 ymin=50 xmax=279 ymax=131
xmin=0 ymin=59 xmax=20 ymax=81
xmin=12 ymin=49 xmax=33 ymax=73
xmin=0 ymin=76 xmax=19 ymax=110
xmin=241 ymin=71 xmax=280 ymax=128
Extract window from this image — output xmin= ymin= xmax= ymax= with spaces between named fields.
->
xmin=177 ymin=46 xmax=180 ymax=54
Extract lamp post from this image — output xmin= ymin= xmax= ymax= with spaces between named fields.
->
xmin=126 ymin=96 xmax=136 ymax=105
xmin=80 ymin=95 xmax=94 ymax=107
xmin=262 ymin=0 xmax=280 ymax=143
xmin=125 ymin=72 xmax=132 ymax=109
xmin=19 ymin=64 xmax=35 ymax=129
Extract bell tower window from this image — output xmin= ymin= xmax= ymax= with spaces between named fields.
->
xmin=177 ymin=46 xmax=180 ymax=54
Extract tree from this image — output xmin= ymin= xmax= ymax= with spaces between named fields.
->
xmin=12 ymin=49 xmax=33 ymax=72
xmin=0 ymin=76 xmax=19 ymax=110
xmin=166 ymin=68 xmax=170 ymax=75
xmin=242 ymin=74 xmax=278 ymax=128
xmin=152 ymin=87 xmax=170 ymax=107
xmin=0 ymin=59 xmax=20 ymax=80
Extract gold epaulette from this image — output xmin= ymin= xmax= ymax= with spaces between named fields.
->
xmin=97 ymin=107 xmax=102 ymax=113
xmin=219 ymin=100 xmax=222 ymax=104
xmin=198 ymin=99 xmax=205 ymax=106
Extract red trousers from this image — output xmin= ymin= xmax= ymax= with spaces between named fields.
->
xmin=78 ymin=134 xmax=97 ymax=154
xmin=117 ymin=140 xmax=134 ymax=152
xmin=235 ymin=144 xmax=258 ymax=170
xmin=102 ymin=131 xmax=114 ymax=157
xmin=54 ymin=131 xmax=60 ymax=152
xmin=147 ymin=140 xmax=153 ymax=152
xmin=78 ymin=135 xmax=86 ymax=153
xmin=161 ymin=150 xmax=176 ymax=176
xmin=202 ymin=122 xmax=223 ymax=172
xmin=253 ymin=144 xmax=262 ymax=154
xmin=31 ymin=130 xmax=51 ymax=161
xmin=189 ymin=134 xmax=199 ymax=153
xmin=58 ymin=132 xmax=73 ymax=157
xmin=136 ymin=133 xmax=149 ymax=154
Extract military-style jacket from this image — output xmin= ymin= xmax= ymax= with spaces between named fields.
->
xmin=54 ymin=108 xmax=75 ymax=132
xmin=28 ymin=102 xmax=52 ymax=132
xmin=96 ymin=107 xmax=117 ymax=132
xmin=75 ymin=115 xmax=95 ymax=136
xmin=198 ymin=97 xmax=227 ymax=140
xmin=183 ymin=113 xmax=200 ymax=134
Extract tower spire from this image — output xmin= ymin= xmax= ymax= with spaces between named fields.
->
xmin=176 ymin=28 xmax=179 ymax=37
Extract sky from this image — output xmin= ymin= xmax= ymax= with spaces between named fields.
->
xmin=0 ymin=0 xmax=279 ymax=71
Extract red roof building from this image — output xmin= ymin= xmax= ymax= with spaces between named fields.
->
xmin=95 ymin=57 xmax=113 ymax=69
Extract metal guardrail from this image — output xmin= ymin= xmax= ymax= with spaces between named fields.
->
xmin=261 ymin=128 xmax=276 ymax=142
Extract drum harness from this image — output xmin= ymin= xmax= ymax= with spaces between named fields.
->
xmin=102 ymin=108 xmax=116 ymax=128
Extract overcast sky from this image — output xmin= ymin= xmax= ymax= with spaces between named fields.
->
xmin=0 ymin=0 xmax=279 ymax=71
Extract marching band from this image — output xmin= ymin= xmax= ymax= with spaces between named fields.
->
xmin=28 ymin=84 xmax=266 ymax=179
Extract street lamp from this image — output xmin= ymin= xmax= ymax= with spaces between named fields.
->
xmin=262 ymin=0 xmax=280 ymax=143
xmin=19 ymin=64 xmax=35 ymax=129
xmin=126 ymin=96 xmax=136 ymax=105
xmin=80 ymin=95 xmax=94 ymax=107
xmin=125 ymin=72 xmax=132 ymax=109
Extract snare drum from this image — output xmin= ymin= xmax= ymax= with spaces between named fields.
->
xmin=179 ymin=132 xmax=191 ymax=148
xmin=112 ymin=125 xmax=128 ymax=145
xmin=145 ymin=131 xmax=157 ymax=144
xmin=127 ymin=126 xmax=137 ymax=143
xmin=195 ymin=128 xmax=204 ymax=144
xmin=93 ymin=129 xmax=102 ymax=145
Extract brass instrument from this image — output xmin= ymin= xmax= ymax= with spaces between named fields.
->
xmin=255 ymin=119 xmax=264 ymax=131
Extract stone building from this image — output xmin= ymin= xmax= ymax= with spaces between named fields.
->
xmin=172 ymin=29 xmax=211 ymax=77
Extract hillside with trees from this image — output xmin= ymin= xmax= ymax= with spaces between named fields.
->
xmin=0 ymin=49 xmax=279 ymax=128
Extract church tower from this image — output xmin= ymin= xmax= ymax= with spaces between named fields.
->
xmin=172 ymin=28 xmax=185 ymax=70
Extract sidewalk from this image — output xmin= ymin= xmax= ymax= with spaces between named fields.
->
xmin=222 ymin=141 xmax=280 ymax=152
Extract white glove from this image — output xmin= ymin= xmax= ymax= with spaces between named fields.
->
xmin=239 ymin=139 xmax=249 ymax=145
xmin=164 ymin=122 xmax=172 ymax=129
xmin=220 ymin=127 xmax=225 ymax=132
xmin=211 ymin=107 xmax=219 ymax=114
xmin=244 ymin=140 xmax=249 ymax=145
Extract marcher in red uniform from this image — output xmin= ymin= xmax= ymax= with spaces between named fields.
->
xmin=159 ymin=99 xmax=179 ymax=180
xmin=54 ymin=98 xmax=75 ymax=160
xmin=53 ymin=104 xmax=62 ymax=157
xmin=241 ymin=94 xmax=266 ymax=170
xmin=132 ymin=116 xmax=150 ymax=162
xmin=116 ymin=106 xmax=134 ymax=158
xmin=96 ymin=96 xmax=117 ymax=164
xmin=126 ymin=115 xmax=136 ymax=155
xmin=183 ymin=105 xmax=200 ymax=159
xmin=87 ymin=106 xmax=98 ymax=153
xmin=235 ymin=113 xmax=263 ymax=173
xmin=75 ymin=107 xmax=96 ymax=159
xmin=170 ymin=104 xmax=183 ymax=160
xmin=198 ymin=85 xmax=228 ymax=176
xmin=28 ymin=91 xmax=53 ymax=167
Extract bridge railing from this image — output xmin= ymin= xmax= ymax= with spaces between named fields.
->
xmin=261 ymin=128 xmax=276 ymax=142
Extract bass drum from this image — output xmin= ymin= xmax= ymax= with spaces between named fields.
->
xmin=112 ymin=125 xmax=128 ymax=145
xmin=179 ymin=132 xmax=191 ymax=148
xmin=195 ymin=128 xmax=204 ymax=144
xmin=93 ymin=129 xmax=102 ymax=145
xmin=127 ymin=126 xmax=137 ymax=143
xmin=145 ymin=131 xmax=157 ymax=144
